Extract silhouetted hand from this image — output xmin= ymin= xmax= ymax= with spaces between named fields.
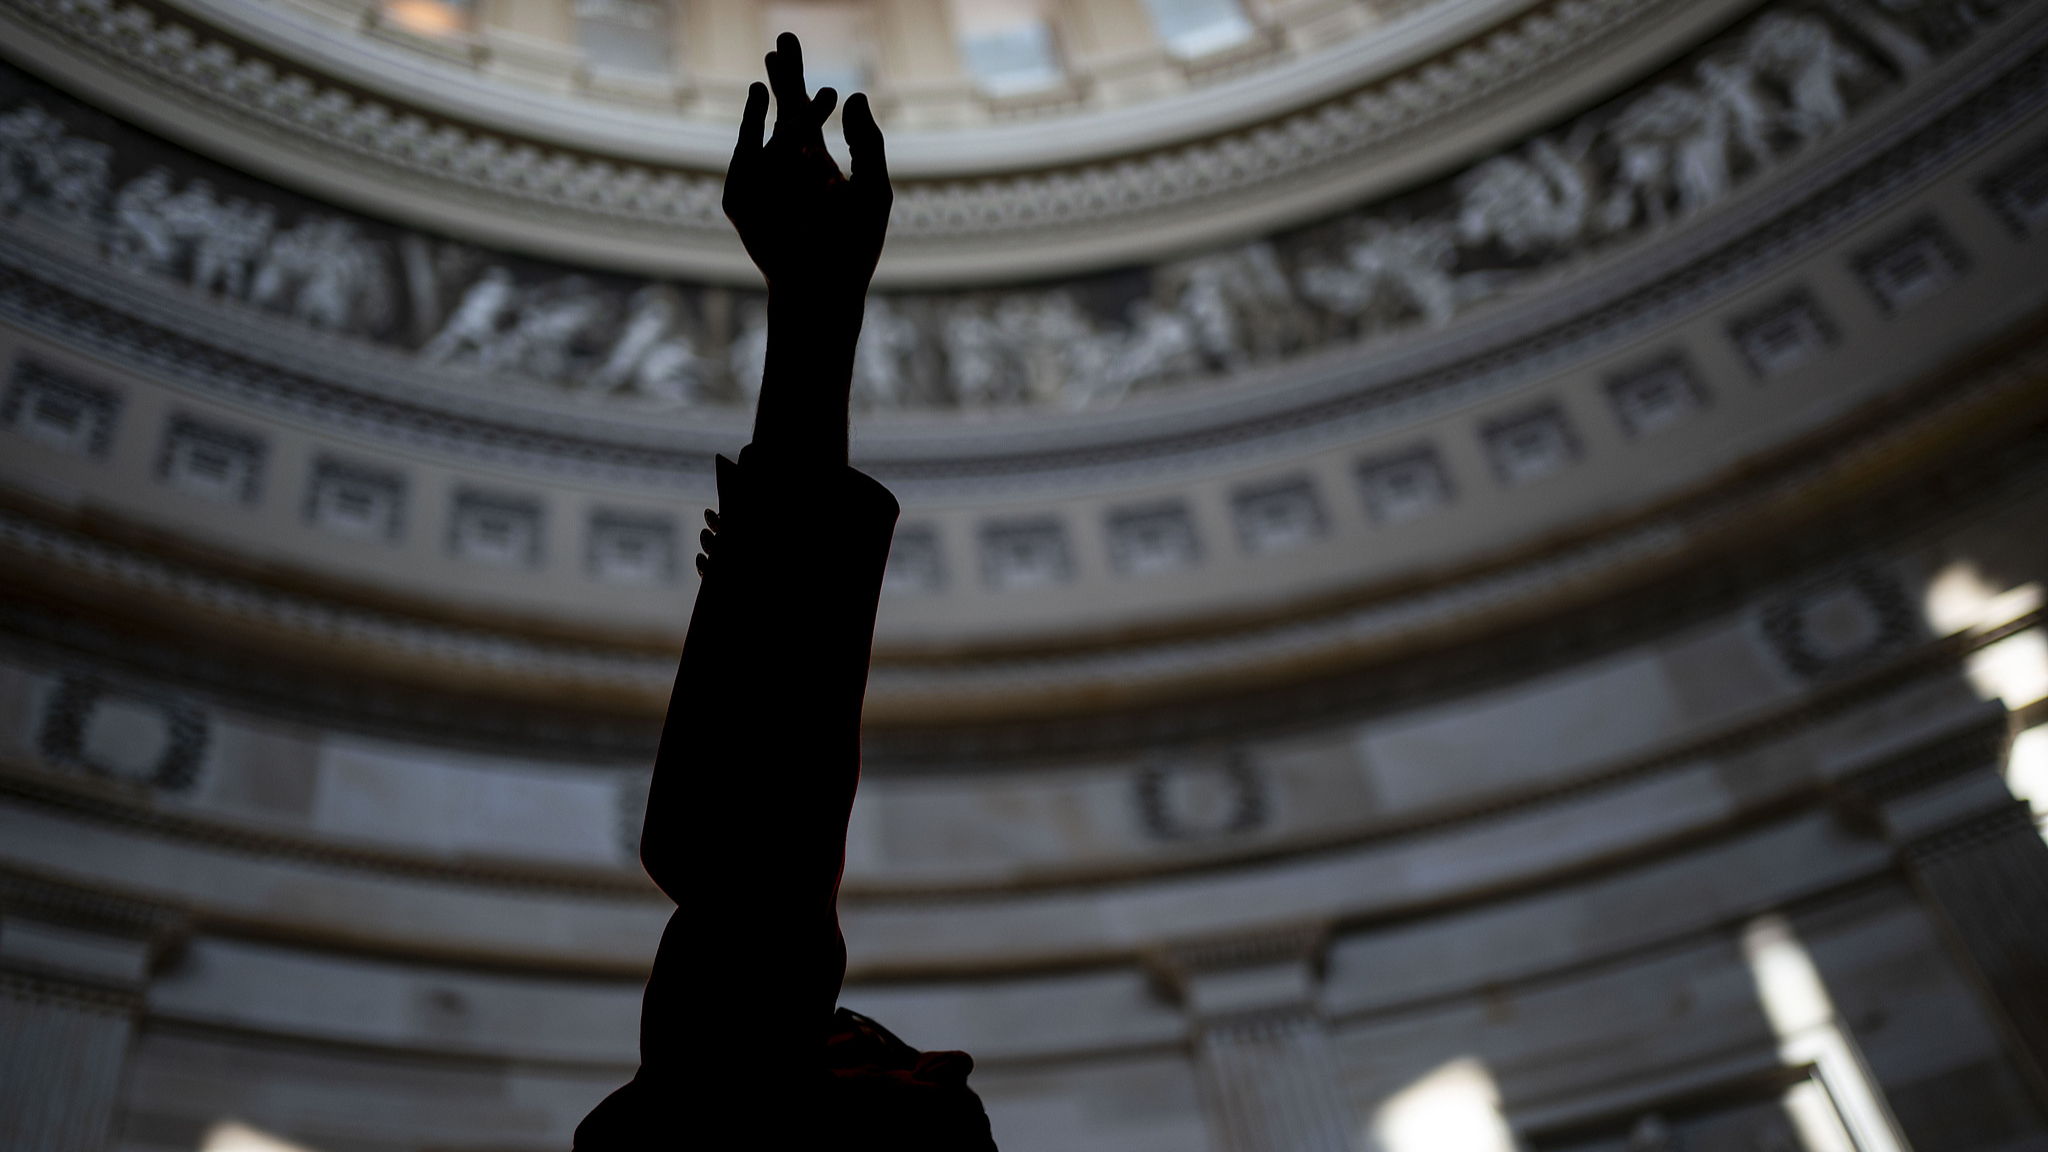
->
xmin=723 ymin=33 xmax=892 ymax=299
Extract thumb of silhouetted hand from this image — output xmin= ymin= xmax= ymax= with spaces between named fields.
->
xmin=723 ymin=32 xmax=892 ymax=298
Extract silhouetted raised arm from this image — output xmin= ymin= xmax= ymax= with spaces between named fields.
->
xmin=575 ymin=33 xmax=994 ymax=1152
xmin=724 ymin=35 xmax=891 ymax=465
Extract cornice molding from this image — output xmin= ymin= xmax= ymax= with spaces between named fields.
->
xmin=0 ymin=618 xmax=2022 ymax=905
xmin=2 ymin=7 xmax=2041 ymax=491
xmin=3 ymin=317 xmax=2045 ymax=751
xmin=0 ymin=0 xmax=1752 ymax=284
xmin=0 ymin=760 xmax=660 ymax=898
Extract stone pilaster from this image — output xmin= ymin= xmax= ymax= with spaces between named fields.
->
xmin=1055 ymin=0 xmax=1179 ymax=105
xmin=0 ymin=873 xmax=184 ymax=1152
xmin=872 ymin=0 xmax=976 ymax=129
xmin=479 ymin=0 xmax=582 ymax=90
xmin=683 ymin=0 xmax=766 ymax=121
xmin=1155 ymin=925 xmax=1355 ymax=1152
xmin=1833 ymin=713 xmax=2048 ymax=1106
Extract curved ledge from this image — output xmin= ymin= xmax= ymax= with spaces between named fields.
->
xmin=0 ymin=0 xmax=1747 ymax=283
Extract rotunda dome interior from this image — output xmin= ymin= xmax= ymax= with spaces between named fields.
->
xmin=2 ymin=1 xmax=2048 ymax=1150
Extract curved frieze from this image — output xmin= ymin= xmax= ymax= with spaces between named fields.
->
xmin=0 ymin=33 xmax=2043 ymax=725
xmin=0 ymin=2 xmax=2012 ymax=425
xmin=0 ymin=0 xmax=1739 ymax=280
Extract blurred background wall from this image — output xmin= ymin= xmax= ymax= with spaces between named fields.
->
xmin=2 ymin=0 xmax=2047 ymax=1149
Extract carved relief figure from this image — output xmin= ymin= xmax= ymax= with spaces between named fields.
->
xmin=629 ymin=334 xmax=703 ymax=405
xmin=481 ymin=278 xmax=615 ymax=382
xmin=1599 ymin=85 xmax=1728 ymax=231
xmin=940 ymin=301 xmax=1006 ymax=409
xmin=1075 ymin=300 xmax=1201 ymax=407
xmin=109 ymin=170 xmax=278 ymax=295
xmin=590 ymin=284 xmax=701 ymax=403
xmin=1746 ymin=12 xmax=1870 ymax=141
xmin=852 ymin=295 xmax=917 ymax=408
xmin=1169 ymin=242 xmax=1301 ymax=367
xmin=0 ymin=0 xmax=1950 ymax=412
xmin=1456 ymin=134 xmax=1594 ymax=255
xmin=171 ymin=181 xmax=276 ymax=298
xmin=1694 ymin=58 xmax=1777 ymax=172
xmin=997 ymin=293 xmax=1093 ymax=407
xmin=108 ymin=168 xmax=179 ymax=272
xmin=1298 ymin=220 xmax=1461 ymax=328
xmin=423 ymin=267 xmax=519 ymax=364
xmin=0 ymin=104 xmax=109 ymax=228
xmin=252 ymin=217 xmax=393 ymax=333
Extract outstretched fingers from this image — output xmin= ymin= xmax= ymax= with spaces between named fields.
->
xmin=844 ymin=92 xmax=890 ymax=198
xmin=766 ymin=32 xmax=808 ymax=127
xmin=723 ymin=81 xmax=769 ymax=223
xmin=734 ymin=82 xmax=768 ymax=161
xmin=809 ymin=88 xmax=838 ymax=132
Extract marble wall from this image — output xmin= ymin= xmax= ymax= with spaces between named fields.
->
xmin=3 ymin=468 xmax=2047 ymax=1151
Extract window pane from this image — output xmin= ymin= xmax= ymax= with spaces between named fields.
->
xmin=1141 ymin=0 xmax=1253 ymax=57
xmin=577 ymin=0 xmax=673 ymax=74
xmin=951 ymin=0 xmax=1063 ymax=95
xmin=383 ymin=0 xmax=471 ymax=36
xmin=762 ymin=2 xmax=876 ymax=96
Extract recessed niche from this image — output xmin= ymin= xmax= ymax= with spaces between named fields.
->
xmin=1481 ymin=404 xmax=1579 ymax=487
xmin=306 ymin=457 xmax=406 ymax=542
xmin=1980 ymin=140 xmax=2048 ymax=236
xmin=1232 ymin=477 xmax=1326 ymax=556
xmin=450 ymin=489 xmax=544 ymax=568
xmin=1356 ymin=447 xmax=1453 ymax=526
xmin=1605 ymin=356 xmax=1709 ymax=438
xmin=980 ymin=518 xmax=1072 ymax=591
xmin=884 ymin=525 xmax=947 ymax=594
xmin=1107 ymin=502 xmax=1202 ymax=577
xmin=587 ymin=511 xmax=677 ymax=584
xmin=157 ymin=414 xmax=265 ymax=505
xmin=1 ymin=360 xmax=121 ymax=457
xmin=1729 ymin=290 xmax=1837 ymax=379
xmin=1853 ymin=217 xmax=1969 ymax=314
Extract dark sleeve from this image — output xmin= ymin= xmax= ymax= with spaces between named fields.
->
xmin=636 ymin=444 xmax=899 ymax=1072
